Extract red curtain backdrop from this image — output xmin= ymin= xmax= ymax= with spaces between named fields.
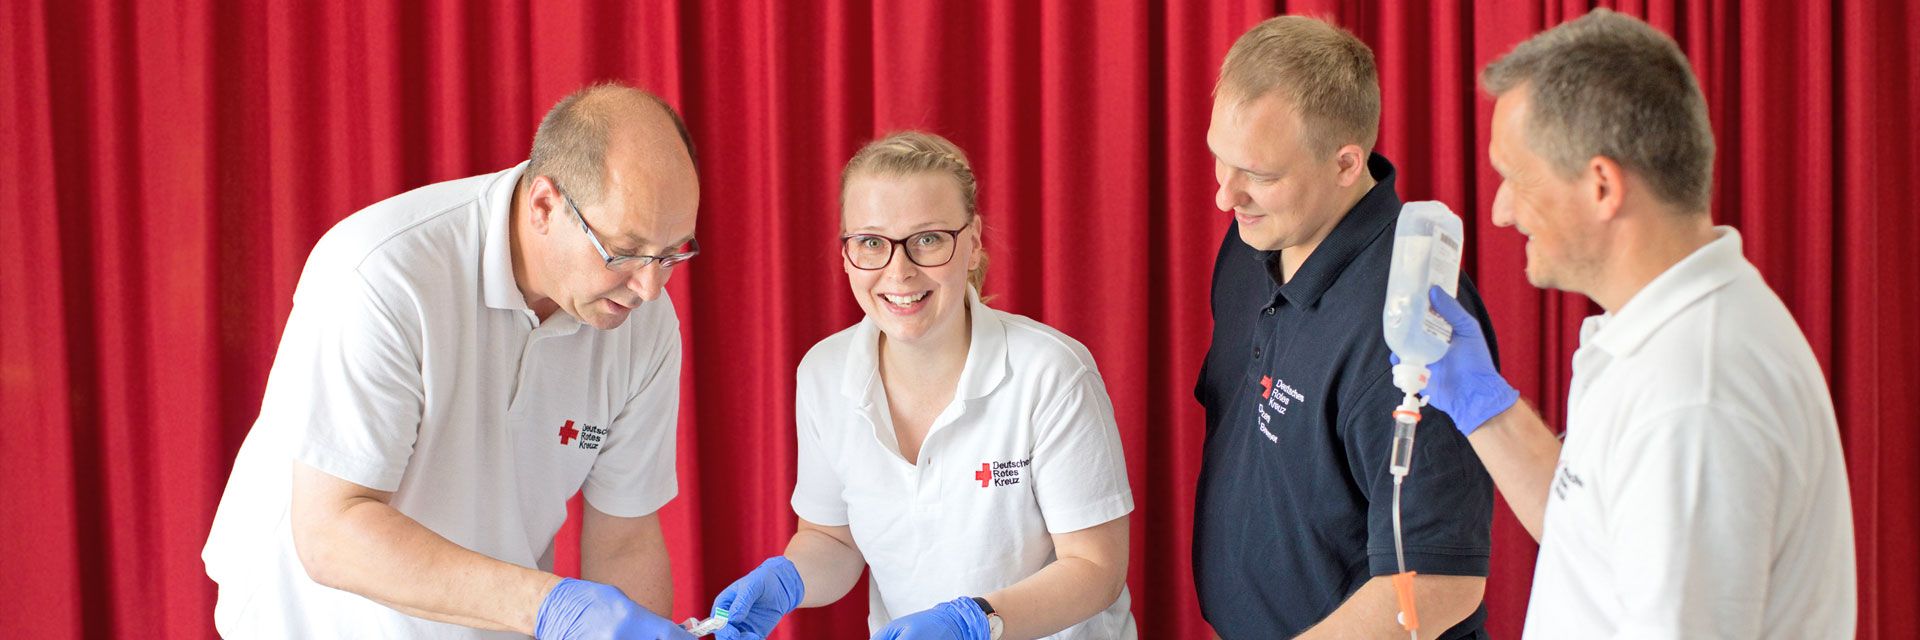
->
xmin=3 ymin=1 xmax=1914 ymax=637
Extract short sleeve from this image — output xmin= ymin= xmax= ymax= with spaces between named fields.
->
xmin=582 ymin=307 xmax=683 ymax=518
xmin=1031 ymin=368 xmax=1134 ymax=534
xmin=790 ymin=377 xmax=849 ymax=526
xmin=288 ymin=272 xmax=426 ymax=491
xmin=1342 ymin=371 xmax=1494 ymax=577
xmin=1601 ymin=404 xmax=1779 ymax=639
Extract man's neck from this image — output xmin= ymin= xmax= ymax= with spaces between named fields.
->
xmin=1588 ymin=215 xmax=1717 ymax=313
xmin=507 ymin=177 xmax=559 ymax=321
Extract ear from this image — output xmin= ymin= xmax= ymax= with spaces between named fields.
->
xmin=967 ymin=214 xmax=986 ymax=269
xmin=1587 ymin=156 xmax=1628 ymax=222
xmin=1334 ymin=143 xmax=1370 ymax=187
xmin=526 ymin=175 xmax=560 ymax=235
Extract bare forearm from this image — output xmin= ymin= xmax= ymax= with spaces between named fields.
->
xmin=1297 ymin=574 xmax=1484 ymax=639
xmin=295 ymin=496 xmax=556 ymax=633
xmin=984 ymin=556 xmax=1127 ymax=640
xmin=581 ymin=511 xmax=675 ymax=617
xmin=584 ymin=552 xmax=672 ymax=617
xmin=1464 ymin=400 xmax=1560 ymax=541
xmin=784 ymin=528 xmax=866 ymax=607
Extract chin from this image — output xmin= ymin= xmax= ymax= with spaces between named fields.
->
xmin=875 ymin=310 xmax=934 ymax=340
xmin=580 ymin=306 xmax=627 ymax=331
xmin=1237 ymin=230 xmax=1280 ymax=252
xmin=1524 ymin=265 xmax=1563 ymax=292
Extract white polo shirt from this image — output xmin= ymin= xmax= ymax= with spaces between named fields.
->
xmin=1522 ymin=227 xmax=1856 ymax=638
xmin=202 ymin=163 xmax=683 ymax=638
xmin=791 ymin=292 xmax=1137 ymax=638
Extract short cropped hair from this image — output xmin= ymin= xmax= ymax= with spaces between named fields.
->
xmin=1216 ymin=15 xmax=1381 ymax=155
xmin=1481 ymin=9 xmax=1715 ymax=213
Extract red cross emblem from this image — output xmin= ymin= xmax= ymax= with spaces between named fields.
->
xmin=1260 ymin=375 xmax=1274 ymax=399
xmin=975 ymin=463 xmax=992 ymax=488
xmin=558 ymin=420 xmax=579 ymax=445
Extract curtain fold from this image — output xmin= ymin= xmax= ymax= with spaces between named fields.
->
xmin=2 ymin=1 xmax=1912 ymax=637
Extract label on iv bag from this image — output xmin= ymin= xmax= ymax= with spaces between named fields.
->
xmin=1429 ymin=232 xmax=1462 ymax=296
xmin=1421 ymin=232 xmax=1462 ymax=343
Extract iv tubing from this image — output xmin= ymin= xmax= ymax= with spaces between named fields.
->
xmin=1390 ymin=391 xmax=1424 ymax=639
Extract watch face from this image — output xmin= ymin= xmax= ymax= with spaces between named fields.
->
xmin=987 ymin=615 xmax=1005 ymax=639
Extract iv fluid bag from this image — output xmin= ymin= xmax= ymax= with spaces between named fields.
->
xmin=1382 ymin=201 xmax=1466 ymax=368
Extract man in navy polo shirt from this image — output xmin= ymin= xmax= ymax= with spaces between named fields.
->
xmin=1193 ymin=15 xmax=1499 ymax=639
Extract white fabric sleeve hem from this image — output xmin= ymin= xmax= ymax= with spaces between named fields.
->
xmin=295 ymin=441 xmax=406 ymax=492
xmin=791 ymin=495 xmax=850 ymax=528
xmin=1043 ymin=492 xmax=1133 ymax=535
xmin=582 ymin=482 xmax=677 ymax=519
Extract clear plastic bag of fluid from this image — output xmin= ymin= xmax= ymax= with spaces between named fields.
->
xmin=1382 ymin=201 xmax=1466 ymax=369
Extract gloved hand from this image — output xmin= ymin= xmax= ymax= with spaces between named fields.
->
xmin=1403 ymin=286 xmax=1520 ymax=436
xmin=534 ymin=577 xmax=694 ymax=640
xmin=709 ymin=556 xmax=805 ymax=640
xmin=870 ymin=597 xmax=989 ymax=640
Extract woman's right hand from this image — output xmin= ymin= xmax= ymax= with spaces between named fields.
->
xmin=711 ymin=556 xmax=806 ymax=640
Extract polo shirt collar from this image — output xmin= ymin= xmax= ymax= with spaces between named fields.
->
xmin=482 ymin=162 xmax=534 ymax=316
xmin=1263 ymin=153 xmax=1402 ymax=308
xmin=1583 ymin=226 xmax=1749 ymax=357
xmin=839 ymin=286 xmax=1009 ymax=405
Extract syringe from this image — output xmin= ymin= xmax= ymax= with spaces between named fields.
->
xmin=681 ymin=610 xmax=730 ymax=637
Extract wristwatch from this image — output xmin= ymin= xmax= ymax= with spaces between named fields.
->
xmin=970 ymin=596 xmax=1004 ymax=640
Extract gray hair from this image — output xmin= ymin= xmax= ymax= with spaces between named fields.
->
xmin=1481 ymin=9 xmax=1714 ymax=213
xmin=527 ymin=82 xmax=697 ymax=207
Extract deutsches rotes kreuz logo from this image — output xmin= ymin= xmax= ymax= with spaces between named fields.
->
xmin=974 ymin=457 xmax=1032 ymax=488
xmin=1254 ymin=374 xmax=1307 ymax=443
xmin=556 ymin=419 xmax=608 ymax=451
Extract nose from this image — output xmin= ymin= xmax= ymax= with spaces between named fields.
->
xmin=882 ymin=243 xmax=920 ymax=281
xmin=1214 ymin=162 xmax=1246 ymax=213
xmin=629 ymin=262 xmax=670 ymax=302
xmin=1491 ymin=181 xmax=1516 ymax=229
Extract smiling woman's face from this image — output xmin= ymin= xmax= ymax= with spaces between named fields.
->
xmin=840 ymin=172 xmax=980 ymax=348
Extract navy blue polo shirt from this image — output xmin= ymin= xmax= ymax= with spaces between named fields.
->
xmin=1192 ymin=154 xmax=1497 ymax=639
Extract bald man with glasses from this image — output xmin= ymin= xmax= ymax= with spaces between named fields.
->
xmin=204 ymin=83 xmax=703 ymax=640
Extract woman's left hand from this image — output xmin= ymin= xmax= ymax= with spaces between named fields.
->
xmin=870 ymin=597 xmax=990 ymax=640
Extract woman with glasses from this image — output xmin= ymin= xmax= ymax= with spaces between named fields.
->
xmin=705 ymin=132 xmax=1136 ymax=640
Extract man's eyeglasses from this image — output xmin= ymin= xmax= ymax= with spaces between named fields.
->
xmin=553 ymin=181 xmax=698 ymax=273
xmin=840 ymin=220 xmax=972 ymax=271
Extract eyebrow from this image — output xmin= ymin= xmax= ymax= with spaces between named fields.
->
xmin=1209 ymin=150 xmax=1275 ymax=180
xmin=611 ymin=232 xmax=695 ymax=256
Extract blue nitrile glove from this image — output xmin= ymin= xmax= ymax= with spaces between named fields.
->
xmin=534 ymin=577 xmax=695 ymax=640
xmin=709 ymin=556 xmax=805 ymax=640
xmin=1398 ymin=286 xmax=1520 ymax=435
xmin=870 ymin=597 xmax=990 ymax=640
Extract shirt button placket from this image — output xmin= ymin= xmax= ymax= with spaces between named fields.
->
xmin=911 ymin=459 xmax=942 ymax=557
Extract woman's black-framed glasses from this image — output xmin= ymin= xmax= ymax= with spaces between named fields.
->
xmin=553 ymin=181 xmax=699 ymax=273
xmin=840 ymin=219 xmax=973 ymax=271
